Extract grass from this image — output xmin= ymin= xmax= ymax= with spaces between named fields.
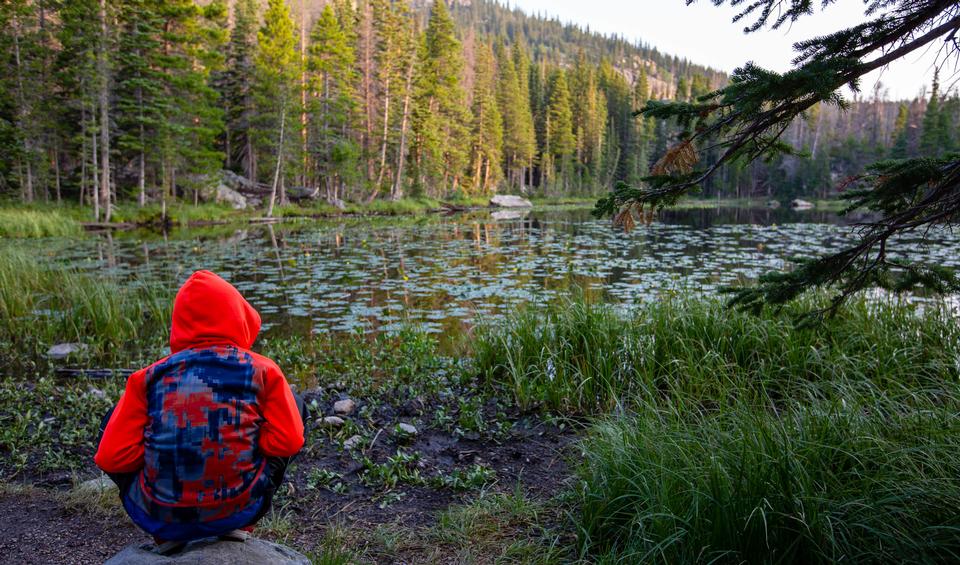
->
xmin=0 ymin=248 xmax=171 ymax=369
xmin=0 ymin=208 xmax=82 ymax=238
xmin=473 ymin=294 xmax=960 ymax=414
xmin=471 ymin=293 xmax=960 ymax=562
xmin=576 ymin=394 xmax=960 ymax=563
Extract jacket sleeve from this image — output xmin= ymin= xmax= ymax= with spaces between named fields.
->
xmin=257 ymin=362 xmax=305 ymax=457
xmin=94 ymin=369 xmax=149 ymax=473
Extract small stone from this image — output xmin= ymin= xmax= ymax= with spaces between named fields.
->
xmin=333 ymin=398 xmax=356 ymax=416
xmin=396 ymin=423 xmax=418 ymax=436
xmin=76 ymin=475 xmax=116 ymax=495
xmin=46 ymin=343 xmax=88 ymax=360
xmin=322 ymin=416 xmax=345 ymax=428
xmin=105 ymin=537 xmax=310 ymax=564
xmin=342 ymin=435 xmax=363 ymax=450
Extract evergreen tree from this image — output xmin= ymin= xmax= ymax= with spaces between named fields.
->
xmin=307 ymin=4 xmax=360 ymax=204
xmin=597 ymin=0 xmax=960 ymax=316
xmin=467 ymin=40 xmax=502 ymax=194
xmin=217 ymin=0 xmax=259 ymax=183
xmin=410 ymin=0 xmax=469 ymax=195
xmin=544 ymin=69 xmax=575 ymax=192
xmin=254 ymin=0 xmax=300 ymax=216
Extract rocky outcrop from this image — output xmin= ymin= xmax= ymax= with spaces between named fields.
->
xmin=105 ymin=538 xmax=310 ymax=565
xmin=490 ymin=194 xmax=533 ymax=208
xmin=791 ymin=199 xmax=814 ymax=210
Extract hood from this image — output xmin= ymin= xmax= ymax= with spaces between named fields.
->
xmin=169 ymin=270 xmax=261 ymax=353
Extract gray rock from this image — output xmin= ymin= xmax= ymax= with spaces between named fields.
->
xmin=76 ymin=474 xmax=116 ymax=495
xmin=46 ymin=342 xmax=88 ymax=360
xmin=214 ymin=183 xmax=248 ymax=210
xmin=791 ymin=199 xmax=814 ymax=210
xmin=333 ymin=398 xmax=356 ymax=416
xmin=491 ymin=209 xmax=529 ymax=221
xmin=396 ymin=423 xmax=418 ymax=436
xmin=105 ymin=538 xmax=310 ymax=564
xmin=321 ymin=416 xmax=345 ymax=428
xmin=767 ymin=200 xmax=781 ymax=209
xmin=490 ymin=194 xmax=533 ymax=208
xmin=342 ymin=435 xmax=363 ymax=450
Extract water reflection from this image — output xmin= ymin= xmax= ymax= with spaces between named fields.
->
xmin=9 ymin=207 xmax=959 ymax=337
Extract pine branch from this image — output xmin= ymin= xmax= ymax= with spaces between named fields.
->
xmin=599 ymin=1 xmax=960 ymax=315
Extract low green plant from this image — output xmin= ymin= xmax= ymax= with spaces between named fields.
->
xmin=576 ymin=393 xmax=960 ymax=563
xmin=0 ymin=208 xmax=82 ymax=238
xmin=473 ymin=294 xmax=960 ymax=413
xmin=0 ymin=248 xmax=170 ymax=369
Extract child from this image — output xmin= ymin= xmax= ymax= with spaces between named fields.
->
xmin=95 ymin=270 xmax=305 ymax=549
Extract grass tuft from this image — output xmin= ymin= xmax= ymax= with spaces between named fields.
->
xmin=0 ymin=209 xmax=82 ymax=238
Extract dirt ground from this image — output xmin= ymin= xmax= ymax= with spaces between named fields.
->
xmin=0 ymin=404 xmax=575 ymax=565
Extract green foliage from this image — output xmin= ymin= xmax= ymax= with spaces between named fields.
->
xmin=577 ymin=395 xmax=960 ymax=563
xmin=474 ymin=294 xmax=960 ymax=413
xmin=0 ymin=208 xmax=81 ymax=238
xmin=0 ymin=248 xmax=170 ymax=368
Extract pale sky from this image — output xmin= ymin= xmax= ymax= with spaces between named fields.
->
xmin=509 ymin=0 xmax=953 ymax=100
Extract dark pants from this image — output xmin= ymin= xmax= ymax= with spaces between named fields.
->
xmin=98 ymin=390 xmax=307 ymax=528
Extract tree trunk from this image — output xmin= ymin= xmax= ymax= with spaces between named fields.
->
xmin=98 ymin=0 xmax=112 ymax=222
xmin=92 ymin=126 xmax=100 ymax=221
xmin=11 ymin=14 xmax=34 ymax=203
xmin=391 ymin=62 xmax=414 ymax=201
xmin=267 ymin=106 xmax=287 ymax=218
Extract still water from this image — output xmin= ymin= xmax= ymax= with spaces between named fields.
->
xmin=13 ymin=207 xmax=960 ymax=336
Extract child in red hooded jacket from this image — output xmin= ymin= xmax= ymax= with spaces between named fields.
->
xmin=95 ymin=270 xmax=305 ymax=548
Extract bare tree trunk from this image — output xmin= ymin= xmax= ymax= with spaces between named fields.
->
xmin=137 ymin=75 xmax=146 ymax=207
xmin=267 ymin=106 xmax=287 ymax=218
xmin=391 ymin=62 xmax=414 ymax=201
xmin=11 ymin=14 xmax=34 ymax=203
xmin=92 ymin=126 xmax=100 ymax=221
xmin=299 ymin=0 xmax=308 ymax=186
xmin=53 ymin=147 xmax=61 ymax=202
xmin=98 ymin=0 xmax=112 ymax=222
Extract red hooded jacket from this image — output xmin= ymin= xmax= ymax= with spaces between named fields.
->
xmin=94 ymin=270 xmax=303 ymax=537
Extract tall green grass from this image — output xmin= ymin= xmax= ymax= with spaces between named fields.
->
xmin=0 ymin=209 xmax=82 ymax=238
xmin=0 ymin=248 xmax=170 ymax=366
xmin=473 ymin=295 xmax=960 ymax=413
xmin=577 ymin=394 xmax=960 ymax=563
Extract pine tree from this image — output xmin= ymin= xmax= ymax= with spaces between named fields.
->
xmin=919 ymin=71 xmax=944 ymax=157
xmin=889 ymin=102 xmax=910 ymax=159
xmin=597 ymin=0 xmax=960 ymax=317
xmin=544 ymin=69 xmax=575 ymax=192
xmin=410 ymin=0 xmax=469 ymax=196
xmin=217 ymin=0 xmax=259 ymax=183
xmin=115 ymin=0 xmax=164 ymax=206
xmin=254 ymin=0 xmax=300 ymax=216
xmin=467 ymin=40 xmax=502 ymax=194
xmin=369 ymin=0 xmax=416 ymax=201
xmin=307 ymin=4 xmax=360 ymax=204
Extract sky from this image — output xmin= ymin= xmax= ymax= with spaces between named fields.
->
xmin=508 ymin=0 xmax=953 ymax=100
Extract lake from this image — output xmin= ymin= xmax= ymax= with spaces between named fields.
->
xmin=10 ymin=206 xmax=960 ymax=338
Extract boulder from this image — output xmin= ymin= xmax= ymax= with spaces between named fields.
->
xmin=333 ymin=398 xmax=356 ymax=416
xmin=767 ymin=200 xmax=781 ymax=209
xmin=491 ymin=209 xmax=529 ymax=221
xmin=220 ymin=170 xmax=258 ymax=193
xmin=214 ymin=184 xmax=248 ymax=210
xmin=286 ymin=185 xmax=321 ymax=201
xmin=46 ymin=343 xmax=88 ymax=360
xmin=105 ymin=538 xmax=310 ymax=565
xmin=490 ymin=194 xmax=533 ymax=208
xmin=791 ymin=199 xmax=814 ymax=210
